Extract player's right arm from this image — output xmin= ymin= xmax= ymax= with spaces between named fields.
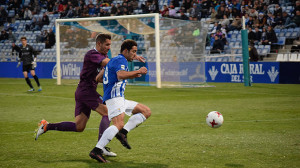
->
xmin=96 ymin=68 xmax=104 ymax=83
xmin=117 ymin=67 xmax=147 ymax=80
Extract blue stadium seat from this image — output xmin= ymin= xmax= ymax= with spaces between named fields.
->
xmin=274 ymin=37 xmax=286 ymax=45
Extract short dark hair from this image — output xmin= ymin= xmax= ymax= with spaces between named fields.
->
xmin=96 ymin=33 xmax=111 ymax=43
xmin=120 ymin=39 xmax=137 ymax=53
xmin=20 ymin=36 xmax=27 ymax=40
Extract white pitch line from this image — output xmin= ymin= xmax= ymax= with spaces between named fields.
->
xmin=0 ymin=93 xmax=72 ymax=100
xmin=1 ymin=118 xmax=299 ymax=135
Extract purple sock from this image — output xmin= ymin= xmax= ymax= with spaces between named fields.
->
xmin=47 ymin=122 xmax=77 ymax=132
xmin=98 ymin=116 xmax=110 ymax=140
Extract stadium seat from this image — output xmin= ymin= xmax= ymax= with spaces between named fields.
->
xmin=289 ymin=53 xmax=299 ymax=62
xmin=235 ymin=56 xmax=242 ymax=62
xmin=274 ymin=37 xmax=286 ymax=45
xmin=276 ymin=53 xmax=288 ymax=61
xmin=290 ymin=32 xmax=299 ymax=39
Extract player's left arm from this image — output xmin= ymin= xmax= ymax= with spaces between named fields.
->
xmin=117 ymin=67 xmax=147 ymax=80
xmin=100 ymin=58 xmax=110 ymax=67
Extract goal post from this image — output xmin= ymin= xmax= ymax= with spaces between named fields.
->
xmin=54 ymin=14 xmax=208 ymax=88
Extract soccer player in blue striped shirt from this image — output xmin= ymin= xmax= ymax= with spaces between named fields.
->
xmin=89 ymin=39 xmax=151 ymax=163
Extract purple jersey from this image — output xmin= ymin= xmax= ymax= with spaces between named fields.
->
xmin=76 ymin=48 xmax=107 ymax=101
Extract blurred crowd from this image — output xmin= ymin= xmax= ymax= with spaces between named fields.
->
xmin=0 ymin=0 xmax=299 ymax=52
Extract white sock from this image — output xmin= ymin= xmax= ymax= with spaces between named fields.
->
xmin=123 ymin=113 xmax=146 ymax=132
xmin=96 ymin=125 xmax=119 ymax=149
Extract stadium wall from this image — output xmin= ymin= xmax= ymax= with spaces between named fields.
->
xmin=0 ymin=62 xmax=299 ymax=84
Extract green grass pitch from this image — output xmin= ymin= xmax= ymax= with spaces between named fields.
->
xmin=0 ymin=78 xmax=299 ymax=168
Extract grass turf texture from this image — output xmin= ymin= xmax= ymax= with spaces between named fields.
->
xmin=0 ymin=78 xmax=299 ymax=168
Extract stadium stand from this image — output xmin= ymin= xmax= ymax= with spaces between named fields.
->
xmin=0 ymin=0 xmax=299 ymax=63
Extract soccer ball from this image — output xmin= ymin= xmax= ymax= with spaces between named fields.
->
xmin=206 ymin=111 xmax=224 ymax=128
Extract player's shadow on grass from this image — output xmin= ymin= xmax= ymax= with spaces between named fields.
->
xmin=225 ymin=163 xmax=244 ymax=168
xmin=39 ymin=159 xmax=169 ymax=168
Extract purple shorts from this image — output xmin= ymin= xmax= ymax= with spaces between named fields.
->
xmin=75 ymin=87 xmax=103 ymax=118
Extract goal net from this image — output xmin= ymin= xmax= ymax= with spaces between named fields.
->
xmin=55 ymin=14 xmax=209 ymax=88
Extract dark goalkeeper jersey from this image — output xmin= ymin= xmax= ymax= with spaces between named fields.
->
xmin=13 ymin=44 xmax=36 ymax=65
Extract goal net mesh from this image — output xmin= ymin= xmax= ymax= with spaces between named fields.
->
xmin=56 ymin=16 xmax=209 ymax=87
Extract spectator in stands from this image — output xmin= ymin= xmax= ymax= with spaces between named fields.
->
xmin=79 ymin=0 xmax=85 ymax=9
xmin=47 ymin=28 xmax=55 ymax=48
xmin=141 ymin=1 xmax=150 ymax=13
xmin=41 ymin=12 xmax=49 ymax=25
xmin=220 ymin=14 xmax=230 ymax=28
xmin=25 ymin=17 xmax=36 ymax=31
xmin=73 ymin=6 xmax=82 ymax=17
xmin=249 ymin=41 xmax=259 ymax=62
xmin=126 ymin=2 xmax=134 ymax=14
xmin=285 ymin=10 xmax=300 ymax=28
xmin=253 ymin=27 xmax=262 ymax=45
xmin=32 ymin=18 xmax=44 ymax=31
xmin=110 ymin=3 xmax=117 ymax=16
xmin=257 ymin=12 xmax=267 ymax=28
xmin=216 ymin=6 xmax=226 ymax=20
xmin=182 ymin=0 xmax=192 ymax=11
xmin=200 ymin=0 xmax=210 ymax=18
xmin=64 ymin=5 xmax=75 ymax=18
xmin=209 ymin=8 xmax=217 ymax=22
xmin=282 ymin=12 xmax=292 ymax=28
xmin=0 ymin=6 xmax=8 ymax=26
xmin=273 ymin=4 xmax=282 ymax=17
xmin=82 ymin=5 xmax=90 ymax=17
xmin=221 ymin=33 xmax=228 ymax=46
xmin=211 ymin=22 xmax=220 ymax=34
xmin=149 ymin=0 xmax=159 ymax=13
xmin=46 ymin=0 xmax=55 ymax=12
xmin=248 ymin=27 xmax=256 ymax=42
xmin=24 ymin=7 xmax=33 ymax=20
xmin=0 ymin=30 xmax=9 ymax=42
xmin=16 ymin=7 xmax=24 ymax=20
xmin=231 ymin=7 xmax=240 ymax=18
xmin=189 ymin=4 xmax=200 ymax=21
xmin=160 ymin=5 xmax=169 ymax=17
xmin=228 ymin=15 xmax=242 ymax=31
xmin=211 ymin=35 xmax=224 ymax=54
xmin=249 ymin=8 xmax=258 ymax=18
xmin=179 ymin=10 xmax=189 ymax=20
xmin=247 ymin=16 xmax=255 ymax=28
xmin=262 ymin=25 xmax=277 ymax=45
xmin=88 ymin=4 xmax=96 ymax=17
xmin=8 ymin=29 xmax=16 ymax=42
xmin=168 ymin=5 xmax=177 ymax=18
xmin=36 ymin=30 xmax=48 ymax=43
xmin=131 ymin=0 xmax=138 ymax=10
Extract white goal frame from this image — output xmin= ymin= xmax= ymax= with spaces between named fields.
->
xmin=55 ymin=13 xmax=161 ymax=88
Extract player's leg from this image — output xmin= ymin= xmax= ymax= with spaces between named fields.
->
xmin=23 ymin=69 xmax=34 ymax=91
xmin=116 ymin=102 xmax=151 ymax=149
xmin=30 ymin=70 xmax=42 ymax=91
xmin=94 ymin=103 xmax=109 ymax=140
xmin=34 ymin=101 xmax=90 ymax=140
xmin=90 ymin=113 xmax=124 ymax=162
xmin=90 ymin=98 xmax=124 ymax=162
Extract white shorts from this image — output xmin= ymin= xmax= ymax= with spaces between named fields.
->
xmin=105 ymin=97 xmax=138 ymax=120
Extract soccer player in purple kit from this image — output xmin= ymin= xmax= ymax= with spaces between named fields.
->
xmin=89 ymin=39 xmax=151 ymax=163
xmin=34 ymin=34 xmax=116 ymax=156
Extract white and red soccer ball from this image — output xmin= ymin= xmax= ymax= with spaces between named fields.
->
xmin=206 ymin=111 xmax=224 ymax=128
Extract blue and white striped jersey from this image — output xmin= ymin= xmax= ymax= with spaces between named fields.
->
xmin=103 ymin=54 xmax=128 ymax=102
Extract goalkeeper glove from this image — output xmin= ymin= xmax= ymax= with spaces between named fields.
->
xmin=32 ymin=58 xmax=37 ymax=68
xmin=16 ymin=61 xmax=21 ymax=68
